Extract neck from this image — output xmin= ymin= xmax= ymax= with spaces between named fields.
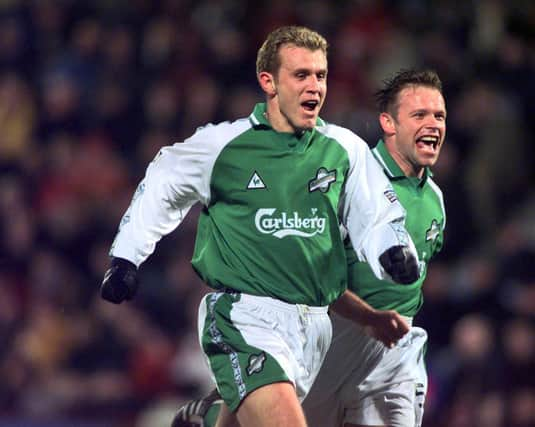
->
xmin=385 ymin=143 xmax=424 ymax=178
xmin=265 ymin=99 xmax=304 ymax=134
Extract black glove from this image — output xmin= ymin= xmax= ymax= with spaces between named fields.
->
xmin=379 ymin=245 xmax=420 ymax=285
xmin=100 ymin=257 xmax=139 ymax=304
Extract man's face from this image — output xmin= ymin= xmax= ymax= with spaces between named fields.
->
xmin=388 ymin=86 xmax=446 ymax=176
xmin=272 ymin=45 xmax=327 ymax=132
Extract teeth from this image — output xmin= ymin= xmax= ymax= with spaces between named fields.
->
xmin=417 ymin=136 xmax=440 ymax=149
xmin=419 ymin=136 xmax=438 ymax=142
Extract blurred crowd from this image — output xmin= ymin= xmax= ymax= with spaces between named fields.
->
xmin=0 ymin=1 xmax=534 ymax=426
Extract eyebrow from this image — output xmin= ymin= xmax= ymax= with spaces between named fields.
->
xmin=410 ymin=108 xmax=446 ymax=115
xmin=291 ymin=67 xmax=328 ymax=74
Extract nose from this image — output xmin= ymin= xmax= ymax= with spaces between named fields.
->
xmin=307 ymin=76 xmax=323 ymax=93
xmin=425 ymin=117 xmax=444 ymax=132
xmin=425 ymin=122 xmax=439 ymax=132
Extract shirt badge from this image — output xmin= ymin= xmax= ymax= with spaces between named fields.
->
xmin=247 ymin=171 xmax=267 ymax=189
xmin=309 ymin=167 xmax=336 ymax=193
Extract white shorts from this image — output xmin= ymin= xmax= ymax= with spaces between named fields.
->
xmin=198 ymin=292 xmax=332 ymax=411
xmin=304 ymin=312 xmax=428 ymax=427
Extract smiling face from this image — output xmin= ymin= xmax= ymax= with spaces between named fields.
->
xmin=381 ymin=85 xmax=446 ymax=177
xmin=259 ymin=44 xmax=327 ymax=133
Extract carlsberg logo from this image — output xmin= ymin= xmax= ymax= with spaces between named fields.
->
xmin=255 ymin=208 xmax=326 ymax=238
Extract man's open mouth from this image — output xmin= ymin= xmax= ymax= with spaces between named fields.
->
xmin=416 ymin=135 xmax=440 ymax=150
xmin=302 ymin=100 xmax=319 ymax=111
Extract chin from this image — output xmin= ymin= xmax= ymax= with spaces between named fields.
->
xmin=292 ymin=124 xmax=312 ymax=133
xmin=302 ymin=119 xmax=317 ymax=130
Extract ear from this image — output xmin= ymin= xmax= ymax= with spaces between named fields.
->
xmin=379 ymin=112 xmax=396 ymax=136
xmin=258 ymin=71 xmax=277 ymax=96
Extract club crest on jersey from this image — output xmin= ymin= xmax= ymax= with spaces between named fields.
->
xmin=247 ymin=171 xmax=267 ymax=190
xmin=309 ymin=167 xmax=336 ymax=193
xmin=426 ymin=219 xmax=440 ymax=242
xmin=246 ymin=351 xmax=266 ymax=376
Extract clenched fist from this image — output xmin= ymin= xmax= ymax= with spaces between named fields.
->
xmin=379 ymin=245 xmax=419 ymax=285
xmin=100 ymin=257 xmax=139 ymax=304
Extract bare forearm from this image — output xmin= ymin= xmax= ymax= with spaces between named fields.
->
xmin=330 ymin=290 xmax=377 ymax=327
xmin=330 ymin=290 xmax=409 ymax=347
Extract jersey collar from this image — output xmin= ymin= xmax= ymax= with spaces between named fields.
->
xmin=249 ymin=103 xmax=326 ymax=130
xmin=372 ymin=139 xmax=432 ymax=186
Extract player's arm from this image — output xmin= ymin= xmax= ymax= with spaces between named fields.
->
xmin=331 ymin=290 xmax=409 ymax=347
xmin=342 ymin=137 xmax=419 ymax=284
xmin=101 ymin=131 xmax=215 ymax=304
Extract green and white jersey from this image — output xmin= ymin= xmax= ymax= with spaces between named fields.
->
xmin=111 ymin=104 xmax=412 ymax=306
xmin=346 ymin=140 xmax=446 ymax=316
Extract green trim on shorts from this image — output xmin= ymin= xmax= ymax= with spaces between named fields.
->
xmin=200 ymin=292 xmax=290 ymax=412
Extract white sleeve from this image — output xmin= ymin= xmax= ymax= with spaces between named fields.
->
xmin=340 ymin=135 xmax=418 ymax=281
xmin=109 ymin=120 xmax=248 ymax=267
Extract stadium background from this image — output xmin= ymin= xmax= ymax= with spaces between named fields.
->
xmin=0 ymin=1 xmax=534 ymax=426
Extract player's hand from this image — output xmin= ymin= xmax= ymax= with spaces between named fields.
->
xmin=100 ymin=257 xmax=139 ymax=304
xmin=364 ymin=309 xmax=410 ymax=348
xmin=379 ymin=245 xmax=419 ymax=284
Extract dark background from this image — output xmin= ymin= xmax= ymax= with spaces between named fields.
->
xmin=1 ymin=1 xmax=534 ymax=426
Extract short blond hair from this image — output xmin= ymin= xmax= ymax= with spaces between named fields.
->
xmin=256 ymin=26 xmax=328 ymax=75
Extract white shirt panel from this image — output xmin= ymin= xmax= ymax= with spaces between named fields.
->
xmin=318 ymin=124 xmax=418 ymax=281
xmin=110 ymin=119 xmax=252 ymax=266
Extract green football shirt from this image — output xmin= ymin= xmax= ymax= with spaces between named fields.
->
xmin=346 ymin=140 xmax=446 ymax=316
xmin=111 ymin=105 xmax=412 ymax=306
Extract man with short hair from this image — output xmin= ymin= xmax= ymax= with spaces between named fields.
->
xmin=170 ymin=68 xmax=446 ymax=427
xmin=304 ymin=68 xmax=446 ymax=427
xmin=101 ymin=26 xmax=419 ymax=427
